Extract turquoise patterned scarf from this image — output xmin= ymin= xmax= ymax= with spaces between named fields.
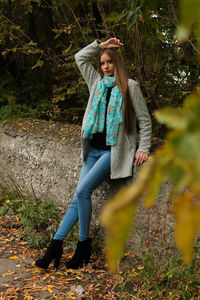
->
xmin=83 ymin=75 xmax=123 ymax=146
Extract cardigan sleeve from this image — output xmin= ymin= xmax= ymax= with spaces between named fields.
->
xmin=75 ymin=40 xmax=102 ymax=93
xmin=129 ymin=81 xmax=152 ymax=154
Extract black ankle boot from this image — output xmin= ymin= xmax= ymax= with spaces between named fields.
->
xmin=66 ymin=238 xmax=92 ymax=269
xmin=35 ymin=239 xmax=63 ymax=269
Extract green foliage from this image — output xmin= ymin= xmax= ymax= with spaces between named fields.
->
xmin=0 ymin=104 xmax=37 ymax=124
xmin=0 ymin=188 xmax=59 ymax=248
xmin=102 ymin=186 xmax=138 ymax=271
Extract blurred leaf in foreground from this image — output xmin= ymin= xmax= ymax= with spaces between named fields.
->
xmin=100 ymin=157 xmax=156 ymax=272
xmin=173 ymin=193 xmax=200 ymax=264
xmin=101 ymin=88 xmax=200 ymax=270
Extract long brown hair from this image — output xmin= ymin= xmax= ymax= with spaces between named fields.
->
xmin=99 ymin=48 xmax=133 ymax=134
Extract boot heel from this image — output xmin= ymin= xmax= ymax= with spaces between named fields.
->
xmin=66 ymin=238 xmax=92 ymax=269
xmin=54 ymin=251 xmax=62 ymax=269
xmin=84 ymin=255 xmax=91 ymax=264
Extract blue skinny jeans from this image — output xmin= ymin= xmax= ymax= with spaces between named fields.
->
xmin=53 ymin=147 xmax=111 ymax=241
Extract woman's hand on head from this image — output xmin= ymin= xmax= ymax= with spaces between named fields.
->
xmin=135 ymin=151 xmax=148 ymax=165
xmin=99 ymin=38 xmax=123 ymax=49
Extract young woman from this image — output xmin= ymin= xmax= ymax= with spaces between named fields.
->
xmin=35 ymin=38 xmax=152 ymax=270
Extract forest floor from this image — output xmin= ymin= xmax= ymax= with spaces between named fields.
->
xmin=1 ymin=214 xmax=200 ymax=300
xmin=0 ymin=215 xmax=142 ymax=300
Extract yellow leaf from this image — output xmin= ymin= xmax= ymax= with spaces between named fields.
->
xmin=124 ymin=252 xmax=130 ymax=256
xmin=47 ymin=288 xmax=53 ymax=294
xmin=154 ymin=107 xmax=189 ymax=129
xmin=55 ymin=271 xmax=64 ymax=275
xmin=31 ymin=59 xmax=44 ymax=70
xmin=100 ymin=157 xmax=156 ymax=271
xmin=173 ymin=193 xmax=200 ymax=264
xmin=176 ymin=25 xmax=189 ymax=41
xmin=68 ymin=292 xmax=76 ymax=299
xmin=9 ymin=256 xmax=19 ymax=259
xmin=2 ymin=271 xmax=15 ymax=276
xmin=143 ymin=163 xmax=163 ymax=208
xmin=101 ymin=189 xmax=138 ymax=271
xmin=32 ymin=269 xmax=41 ymax=274
xmin=64 ymin=44 xmax=72 ymax=54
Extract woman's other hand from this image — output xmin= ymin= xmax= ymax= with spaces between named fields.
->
xmin=99 ymin=38 xmax=124 ymax=49
xmin=135 ymin=151 xmax=148 ymax=165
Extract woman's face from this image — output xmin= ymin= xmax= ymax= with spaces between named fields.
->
xmin=100 ymin=53 xmax=114 ymax=76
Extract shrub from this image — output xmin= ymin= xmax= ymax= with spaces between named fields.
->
xmin=0 ymin=187 xmax=60 ymax=248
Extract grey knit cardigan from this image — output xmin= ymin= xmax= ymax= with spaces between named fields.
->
xmin=75 ymin=40 xmax=152 ymax=179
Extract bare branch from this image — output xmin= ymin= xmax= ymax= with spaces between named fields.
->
xmin=97 ymin=0 xmax=115 ymax=38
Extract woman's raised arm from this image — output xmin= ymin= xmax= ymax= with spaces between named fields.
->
xmin=75 ymin=38 xmax=123 ymax=92
xmin=75 ymin=41 xmax=102 ymax=92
